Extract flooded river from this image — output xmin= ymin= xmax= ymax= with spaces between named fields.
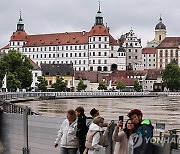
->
xmin=17 ymin=96 xmax=180 ymax=133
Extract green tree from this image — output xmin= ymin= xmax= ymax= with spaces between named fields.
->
xmin=98 ymin=82 xmax=107 ymax=90
xmin=52 ymin=77 xmax=67 ymax=92
xmin=116 ymin=81 xmax=126 ymax=91
xmin=133 ymin=80 xmax=142 ymax=92
xmin=37 ymin=76 xmax=48 ymax=92
xmin=162 ymin=62 xmax=180 ymax=91
xmin=0 ymin=50 xmax=33 ymax=89
xmin=7 ymin=73 xmax=21 ymax=92
xmin=76 ymin=79 xmax=87 ymax=92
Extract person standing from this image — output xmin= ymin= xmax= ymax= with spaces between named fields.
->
xmin=55 ymin=109 xmax=78 ymax=154
xmin=85 ymin=116 xmax=110 ymax=154
xmin=112 ymin=119 xmax=135 ymax=154
xmin=128 ymin=109 xmax=154 ymax=154
xmin=75 ymin=106 xmax=88 ymax=154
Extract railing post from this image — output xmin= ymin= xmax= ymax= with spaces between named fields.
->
xmin=22 ymin=106 xmax=29 ymax=154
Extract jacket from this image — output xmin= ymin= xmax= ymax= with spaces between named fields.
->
xmin=55 ymin=119 xmax=79 ymax=148
xmin=134 ymin=119 xmax=154 ymax=154
xmin=85 ymin=123 xmax=108 ymax=154
xmin=112 ymin=127 xmax=133 ymax=154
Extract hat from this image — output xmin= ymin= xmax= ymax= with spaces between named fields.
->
xmin=90 ymin=108 xmax=99 ymax=117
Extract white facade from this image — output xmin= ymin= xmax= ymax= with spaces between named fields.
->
xmin=31 ymin=70 xmax=42 ymax=89
xmin=123 ymin=29 xmax=142 ymax=70
xmin=142 ymin=53 xmax=156 ymax=69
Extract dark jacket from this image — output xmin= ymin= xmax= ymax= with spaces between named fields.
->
xmin=134 ymin=119 xmax=154 ymax=154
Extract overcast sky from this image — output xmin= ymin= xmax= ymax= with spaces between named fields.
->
xmin=0 ymin=0 xmax=180 ymax=48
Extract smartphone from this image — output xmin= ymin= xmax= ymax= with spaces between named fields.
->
xmin=119 ymin=116 xmax=124 ymax=123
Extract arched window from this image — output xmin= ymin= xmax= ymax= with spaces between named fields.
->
xmin=97 ymin=66 xmax=102 ymax=71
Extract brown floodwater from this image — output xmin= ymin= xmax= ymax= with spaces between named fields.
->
xmin=16 ymin=96 xmax=180 ymax=134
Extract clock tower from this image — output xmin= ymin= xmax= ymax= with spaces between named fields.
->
xmin=17 ymin=11 xmax=24 ymax=31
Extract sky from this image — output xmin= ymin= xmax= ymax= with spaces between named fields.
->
xmin=0 ymin=0 xmax=180 ymax=48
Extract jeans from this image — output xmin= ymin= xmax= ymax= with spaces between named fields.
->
xmin=60 ymin=147 xmax=78 ymax=154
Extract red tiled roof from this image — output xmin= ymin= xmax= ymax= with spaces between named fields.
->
xmin=157 ymin=37 xmax=180 ymax=49
xmin=24 ymin=32 xmax=89 ymax=47
xmin=106 ymin=77 xmax=135 ymax=86
xmin=23 ymin=25 xmax=118 ymax=47
xmin=0 ymin=44 xmax=9 ymax=50
xmin=146 ymin=69 xmax=163 ymax=80
xmin=89 ymin=25 xmax=109 ymax=36
xmin=142 ymin=48 xmax=157 ymax=54
xmin=29 ymin=59 xmax=41 ymax=70
xmin=10 ymin=31 xmax=28 ymax=41
xmin=75 ymin=71 xmax=103 ymax=83
xmin=127 ymin=70 xmax=148 ymax=77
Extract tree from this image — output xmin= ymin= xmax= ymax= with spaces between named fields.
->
xmin=7 ymin=73 xmax=21 ymax=92
xmin=162 ymin=62 xmax=180 ymax=91
xmin=0 ymin=50 xmax=33 ymax=89
xmin=76 ymin=79 xmax=87 ymax=92
xmin=133 ymin=80 xmax=142 ymax=92
xmin=37 ymin=76 xmax=48 ymax=92
xmin=98 ymin=82 xmax=107 ymax=90
xmin=116 ymin=81 xmax=126 ymax=91
xmin=52 ymin=77 xmax=67 ymax=92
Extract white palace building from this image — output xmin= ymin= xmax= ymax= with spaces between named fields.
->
xmin=0 ymin=6 xmax=126 ymax=73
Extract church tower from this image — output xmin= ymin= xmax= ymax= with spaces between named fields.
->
xmin=17 ymin=11 xmax=25 ymax=31
xmin=155 ymin=16 xmax=167 ymax=43
xmin=95 ymin=2 xmax=103 ymax=25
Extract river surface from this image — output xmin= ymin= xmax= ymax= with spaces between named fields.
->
xmin=16 ymin=96 xmax=180 ymax=134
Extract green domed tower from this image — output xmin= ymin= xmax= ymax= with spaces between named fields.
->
xmin=17 ymin=11 xmax=25 ymax=31
xmin=95 ymin=2 xmax=103 ymax=25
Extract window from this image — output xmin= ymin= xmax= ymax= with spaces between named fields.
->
xmin=129 ymin=56 xmax=131 ymax=59
xmin=79 ymin=53 xmax=81 ymax=57
xmin=93 ymin=37 xmax=95 ymax=41
xmin=93 ymin=52 xmax=95 ymax=56
xmin=36 ymin=54 xmax=38 ymax=58
xmin=49 ymin=80 xmax=52 ymax=86
xmin=129 ymin=49 xmax=131 ymax=52
xmin=135 ymin=49 xmax=137 ymax=52
xmin=62 ymin=46 xmax=64 ymax=50
xmin=93 ymin=60 xmax=95 ymax=64
xmin=79 ymin=60 xmax=81 ymax=64
xmin=35 ymin=73 xmax=38 ymax=77
xmin=111 ymin=46 xmax=114 ymax=50
xmin=165 ymin=50 xmax=168 ymax=57
xmin=99 ymin=44 xmax=101 ymax=48
xmin=70 ymin=46 xmax=72 ymax=50
xmin=44 ymin=54 xmax=46 ymax=58
xmin=75 ymin=46 xmax=77 ymax=50
xmin=99 ymin=37 xmax=101 ymax=41
xmin=170 ymin=50 xmax=173 ymax=57
xmin=111 ymin=53 xmax=113 ymax=57
xmin=53 ymin=54 xmax=55 ymax=58
xmin=62 ymin=53 xmax=64 ymax=57
xmin=98 ymin=60 xmax=101 ymax=64
xmin=44 ymin=47 xmax=46 ymax=51
xmin=104 ymin=44 xmax=107 ymax=49
xmin=98 ymin=52 xmax=101 ymax=56
xmin=84 ymin=45 xmax=86 ymax=49
xmin=70 ymin=53 xmax=72 ymax=57
xmin=84 ymin=60 xmax=86 ymax=64
xmin=135 ymin=56 xmax=137 ymax=59
xmin=104 ymin=60 xmax=107 ymax=64
xmin=40 ymin=54 xmax=42 ymax=58
xmin=104 ymin=52 xmax=107 ymax=56
xmin=93 ymin=44 xmax=95 ymax=49
xmin=79 ymin=46 xmax=81 ymax=50
xmin=57 ymin=54 xmax=59 ymax=57
xmin=84 ymin=53 xmax=86 ymax=57
xmin=49 ymin=47 xmax=51 ymax=51
xmin=53 ymin=47 xmax=55 ymax=51
xmin=105 ymin=37 xmax=107 ymax=41
xmin=66 ymin=53 xmax=68 ymax=57
xmin=75 ymin=53 xmax=77 ymax=57
xmin=66 ymin=46 xmax=68 ymax=50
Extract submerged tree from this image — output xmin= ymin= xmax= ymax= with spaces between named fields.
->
xmin=116 ymin=81 xmax=126 ymax=91
xmin=52 ymin=77 xmax=67 ymax=92
xmin=162 ymin=61 xmax=180 ymax=91
xmin=37 ymin=76 xmax=48 ymax=92
xmin=76 ymin=79 xmax=87 ymax=92
xmin=133 ymin=80 xmax=142 ymax=92
xmin=98 ymin=82 xmax=107 ymax=90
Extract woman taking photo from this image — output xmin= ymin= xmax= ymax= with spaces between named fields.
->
xmin=55 ymin=109 xmax=79 ymax=154
xmin=112 ymin=119 xmax=135 ymax=154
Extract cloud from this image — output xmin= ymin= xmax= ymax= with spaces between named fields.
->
xmin=0 ymin=0 xmax=180 ymax=47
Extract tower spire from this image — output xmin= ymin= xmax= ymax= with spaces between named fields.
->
xmin=95 ymin=1 xmax=103 ymax=25
xmin=17 ymin=11 xmax=25 ymax=31
xmin=98 ymin=1 xmax=101 ymax=12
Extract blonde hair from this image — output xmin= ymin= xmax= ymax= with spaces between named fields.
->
xmin=93 ymin=116 xmax=104 ymax=126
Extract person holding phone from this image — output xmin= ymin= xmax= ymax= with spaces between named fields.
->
xmin=112 ymin=118 xmax=135 ymax=154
